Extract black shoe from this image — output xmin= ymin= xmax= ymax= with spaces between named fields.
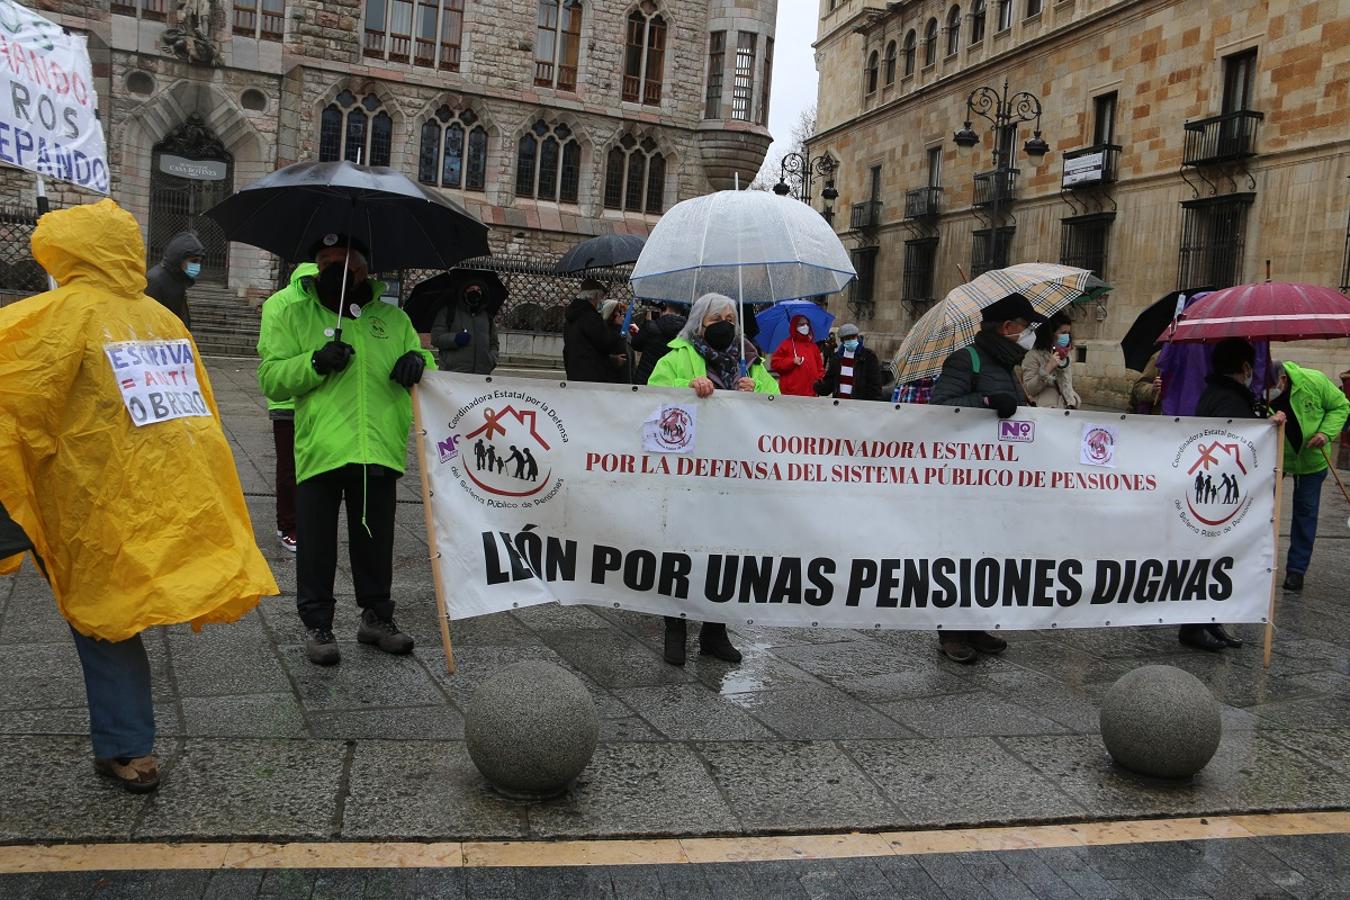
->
xmin=939 ymin=633 xmax=977 ymax=664
xmin=663 ymin=617 xmax=687 ymax=666
xmin=967 ymin=630 xmax=1008 ymax=655
xmin=698 ymin=622 xmax=742 ymax=663
xmin=1206 ymin=623 xmax=1244 ymax=648
xmin=1282 ymin=571 xmax=1304 ymax=592
xmin=1178 ymin=624 xmax=1225 ymax=652
xmin=305 ymin=628 xmax=341 ymax=666
xmin=357 ymin=610 xmax=414 ymax=655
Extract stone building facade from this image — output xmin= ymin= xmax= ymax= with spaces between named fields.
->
xmin=810 ymin=0 xmax=1350 ymax=404
xmin=15 ymin=0 xmax=776 ymax=299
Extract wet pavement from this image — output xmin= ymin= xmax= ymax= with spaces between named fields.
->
xmin=0 ymin=360 xmax=1348 ymax=844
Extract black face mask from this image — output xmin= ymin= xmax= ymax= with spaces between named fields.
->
xmin=317 ymin=264 xmax=356 ymax=301
xmin=463 ymin=288 xmax=485 ymax=313
xmin=704 ymin=320 xmax=736 ymax=352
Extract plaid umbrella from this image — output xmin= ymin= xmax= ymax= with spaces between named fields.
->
xmin=892 ymin=263 xmax=1102 ymax=385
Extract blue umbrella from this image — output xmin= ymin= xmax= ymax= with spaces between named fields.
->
xmin=755 ymin=301 xmax=834 ymax=356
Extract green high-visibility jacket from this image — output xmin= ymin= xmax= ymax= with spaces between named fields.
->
xmin=647 ymin=338 xmax=781 ymax=394
xmin=256 ymin=263 xmax=320 ymax=417
xmin=257 ymin=271 xmax=434 ymax=483
xmin=1278 ymin=362 xmax=1350 ymax=476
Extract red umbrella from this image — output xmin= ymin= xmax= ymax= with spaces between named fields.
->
xmin=1166 ymin=282 xmax=1350 ymax=343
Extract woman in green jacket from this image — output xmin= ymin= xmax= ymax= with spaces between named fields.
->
xmin=648 ymin=292 xmax=779 ymax=666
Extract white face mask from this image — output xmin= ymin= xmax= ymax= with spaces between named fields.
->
xmin=1016 ymin=328 xmax=1037 ymax=350
xmin=796 ymin=323 xmax=810 ymax=335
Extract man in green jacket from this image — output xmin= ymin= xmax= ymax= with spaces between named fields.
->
xmin=258 ymin=235 xmax=434 ymax=665
xmin=1268 ymin=361 xmax=1350 ymax=592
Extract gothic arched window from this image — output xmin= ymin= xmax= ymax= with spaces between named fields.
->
xmin=418 ymin=105 xmax=488 ymax=191
xmin=516 ymin=120 xmax=581 ymax=204
xmin=318 ymin=90 xmax=392 ymax=166
xmin=535 ymin=0 xmax=583 ymax=91
xmin=603 ymin=134 xmax=665 ymax=214
xmin=623 ymin=4 xmax=667 ymax=105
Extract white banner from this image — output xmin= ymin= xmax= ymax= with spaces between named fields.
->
xmin=416 ymin=374 xmax=1278 ymax=631
xmin=0 ymin=1 xmax=109 ymax=193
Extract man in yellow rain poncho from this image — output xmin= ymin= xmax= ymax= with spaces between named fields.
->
xmin=0 ymin=199 xmax=277 ymax=793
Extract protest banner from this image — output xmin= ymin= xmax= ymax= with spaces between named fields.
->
xmin=0 ymin=1 xmax=108 ymax=193
xmin=414 ymin=374 xmax=1279 ymax=641
xmin=104 ymin=340 xmax=210 ymax=427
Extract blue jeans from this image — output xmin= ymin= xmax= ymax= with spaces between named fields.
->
xmin=69 ymin=626 xmax=155 ymax=760
xmin=1287 ymin=467 xmax=1328 ymax=576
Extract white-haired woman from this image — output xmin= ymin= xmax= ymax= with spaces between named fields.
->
xmin=647 ymin=293 xmax=779 ymax=665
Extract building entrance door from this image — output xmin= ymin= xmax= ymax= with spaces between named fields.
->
xmin=148 ymin=116 xmax=233 ymax=285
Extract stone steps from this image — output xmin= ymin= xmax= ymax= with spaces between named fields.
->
xmin=189 ymin=287 xmax=260 ymax=357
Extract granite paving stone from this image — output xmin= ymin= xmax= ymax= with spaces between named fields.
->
xmin=612 ymin=683 xmax=777 ymax=741
xmin=539 ymin=628 xmax=698 ymax=688
xmin=308 ymin=703 xmax=465 ymax=741
xmin=179 ymin=693 xmax=309 ymax=739
xmin=724 ymin=684 xmax=917 ymax=740
xmin=876 ymin=690 xmax=1071 ymax=738
xmin=280 ymin=644 xmax=446 ymax=710
xmin=0 ymin=736 xmax=157 ymax=841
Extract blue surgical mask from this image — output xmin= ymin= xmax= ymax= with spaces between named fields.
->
xmin=843 ymin=339 xmax=859 ymax=352
xmin=1055 ymin=333 xmax=1071 ymax=348
xmin=185 ymin=261 xmax=202 ymax=279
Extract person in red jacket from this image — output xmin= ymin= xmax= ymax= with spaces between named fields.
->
xmin=769 ymin=314 xmax=825 ymax=396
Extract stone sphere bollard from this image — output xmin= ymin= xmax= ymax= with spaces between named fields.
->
xmin=465 ymin=660 xmax=599 ymax=800
xmin=1100 ymin=664 xmax=1221 ymax=779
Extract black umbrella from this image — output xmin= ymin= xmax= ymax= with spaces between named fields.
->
xmin=1119 ymin=286 xmax=1219 ymax=371
xmin=555 ymin=233 xmax=645 ymax=274
xmin=403 ymin=269 xmax=507 ymax=333
xmin=204 ymin=160 xmax=489 ymax=271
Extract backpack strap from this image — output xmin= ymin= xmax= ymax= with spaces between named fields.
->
xmin=965 ymin=345 xmax=981 ymax=375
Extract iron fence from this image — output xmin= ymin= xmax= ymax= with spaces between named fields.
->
xmin=1183 ymin=110 xmax=1263 ymax=167
xmin=0 ymin=204 xmax=51 ymax=306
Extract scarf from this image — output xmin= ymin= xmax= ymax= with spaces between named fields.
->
xmin=973 ymin=328 xmax=1027 ymax=369
xmin=691 ymin=336 xmax=745 ymax=390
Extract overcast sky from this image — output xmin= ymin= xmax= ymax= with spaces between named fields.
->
xmin=760 ymin=0 xmax=820 ymax=181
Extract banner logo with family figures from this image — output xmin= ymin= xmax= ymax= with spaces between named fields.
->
xmin=1172 ymin=429 xmax=1260 ymax=535
xmin=439 ymin=388 xmax=569 ymax=509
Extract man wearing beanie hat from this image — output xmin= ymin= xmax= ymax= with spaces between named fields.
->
xmin=815 ymin=323 xmax=885 ymax=401
xmin=930 ymin=291 xmax=1046 ymax=663
xmin=563 ymin=278 xmax=628 ymax=382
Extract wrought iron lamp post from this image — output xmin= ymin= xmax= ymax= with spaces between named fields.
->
xmin=773 ymin=152 xmax=840 ymax=225
xmin=952 ymin=78 xmax=1049 ymax=273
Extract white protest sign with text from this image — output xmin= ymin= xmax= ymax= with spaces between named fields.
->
xmin=104 ymin=340 xmax=210 ymax=427
xmin=416 ymin=374 xmax=1277 ymax=631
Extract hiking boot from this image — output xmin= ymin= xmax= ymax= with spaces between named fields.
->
xmin=698 ymin=622 xmax=742 ymax=663
xmin=357 ymin=610 xmax=414 ymax=655
xmin=663 ymin=617 xmax=687 ymax=666
xmin=1178 ymin=624 xmax=1225 ymax=652
xmin=94 ymin=755 xmax=160 ymax=794
xmin=1282 ymin=571 xmax=1304 ymax=592
xmin=939 ymin=633 xmax=977 ymax=664
xmin=967 ymin=630 xmax=1008 ymax=655
xmin=1206 ymin=623 xmax=1244 ymax=648
xmin=305 ymin=628 xmax=341 ymax=666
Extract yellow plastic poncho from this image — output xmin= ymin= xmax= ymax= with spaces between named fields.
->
xmin=0 ymin=199 xmax=277 ymax=641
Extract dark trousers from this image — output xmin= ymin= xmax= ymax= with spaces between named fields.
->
xmin=272 ymin=418 xmax=297 ymax=534
xmin=1287 ymin=467 xmax=1328 ymax=575
xmin=296 ymin=464 xmax=398 ymax=631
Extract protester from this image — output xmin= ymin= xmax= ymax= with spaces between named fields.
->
xmin=894 ymin=377 xmax=935 ymax=404
xmin=1021 ymin=313 xmax=1081 ymax=409
xmin=257 ymin=263 xmax=317 ymax=552
xmin=1185 ymin=338 xmax=1277 ymax=650
xmin=563 ymin=278 xmax=627 ymax=382
xmin=258 ymin=233 xmax=434 ymax=666
xmin=632 ymin=300 xmax=686 ymax=385
xmin=599 ymin=297 xmax=635 ymax=382
xmin=1267 ymin=358 xmax=1350 ymax=592
xmin=143 ymin=230 xmax=205 ymax=328
xmin=648 ymin=292 xmax=779 ymax=665
xmin=429 ymin=271 xmax=500 ymax=375
xmin=1129 ymin=352 xmax=1163 ymax=414
xmin=815 ymin=324 xmax=884 ymax=401
xmin=769 ymin=313 xmax=825 ymax=397
xmin=930 ymin=293 xmax=1047 ymax=663
xmin=0 ymin=200 xmax=276 ymax=792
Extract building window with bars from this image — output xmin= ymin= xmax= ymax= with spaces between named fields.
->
xmin=1059 ymin=213 xmax=1114 ymax=279
xmin=233 ymin=0 xmax=284 ymax=40
xmin=112 ymin=0 xmax=169 ymax=19
xmin=902 ymin=239 xmax=939 ymax=303
xmin=516 ymin=120 xmax=581 ymax=204
xmin=417 ymin=106 xmax=487 ymax=191
xmin=731 ymin=32 xmax=757 ymax=122
xmin=704 ymin=31 xmax=726 ymax=119
xmin=758 ymin=37 xmax=773 ymax=126
xmin=603 ymin=135 xmax=665 ymax=215
xmin=318 ymin=90 xmax=393 ymax=167
xmin=622 ymin=4 xmax=666 ymax=105
xmin=850 ymin=247 xmax=878 ymax=311
xmin=1176 ymin=194 xmax=1254 ymax=289
xmin=971 ymin=226 xmax=1014 ymax=276
xmin=535 ymin=0 xmax=583 ymax=91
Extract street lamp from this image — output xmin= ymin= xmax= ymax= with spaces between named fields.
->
xmin=773 ymin=151 xmax=839 ymax=223
xmin=953 ymin=78 xmax=1050 ymax=273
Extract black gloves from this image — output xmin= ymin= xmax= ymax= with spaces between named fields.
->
xmin=984 ymin=392 xmax=1018 ymax=419
xmin=390 ymin=351 xmax=426 ymax=388
xmin=312 ymin=341 xmax=355 ymax=375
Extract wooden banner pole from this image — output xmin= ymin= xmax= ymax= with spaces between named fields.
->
xmin=411 ymin=384 xmax=456 ymax=675
xmin=1263 ymin=421 xmax=1286 ymax=669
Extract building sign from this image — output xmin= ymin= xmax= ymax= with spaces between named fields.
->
xmin=158 ymin=153 xmax=228 ymax=181
xmin=0 ymin=0 xmax=109 ymax=192
xmin=416 ymin=374 xmax=1279 ymax=631
xmin=1063 ymin=151 xmax=1105 ymax=187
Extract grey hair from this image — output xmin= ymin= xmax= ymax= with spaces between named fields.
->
xmin=599 ymin=298 xmax=622 ymax=322
xmin=579 ymin=287 xmax=606 ymax=304
xmin=678 ymin=292 xmax=737 ymax=342
xmin=1269 ymin=359 xmax=1289 ymax=381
